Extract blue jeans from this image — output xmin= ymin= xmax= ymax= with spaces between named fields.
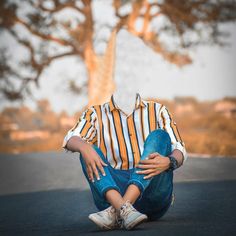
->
xmin=79 ymin=128 xmax=174 ymax=220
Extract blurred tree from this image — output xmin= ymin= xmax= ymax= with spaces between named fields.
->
xmin=0 ymin=0 xmax=236 ymax=105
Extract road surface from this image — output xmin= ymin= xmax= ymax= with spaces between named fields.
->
xmin=0 ymin=152 xmax=236 ymax=236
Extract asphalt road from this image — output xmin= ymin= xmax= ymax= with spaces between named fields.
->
xmin=0 ymin=152 xmax=236 ymax=236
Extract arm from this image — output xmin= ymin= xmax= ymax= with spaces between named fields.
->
xmin=62 ymin=108 xmax=107 ymax=182
xmin=62 ymin=107 xmax=98 ymax=150
xmin=159 ymin=105 xmax=187 ymax=166
xmin=169 ymin=149 xmax=184 ymax=168
xmin=66 ymin=136 xmax=107 ymax=182
xmin=66 ymin=135 xmax=94 ymax=154
xmin=136 ymin=105 xmax=187 ymax=179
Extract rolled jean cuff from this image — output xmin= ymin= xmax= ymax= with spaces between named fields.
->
xmin=127 ymin=179 xmax=145 ymax=201
xmin=101 ymin=185 xmax=121 ymax=198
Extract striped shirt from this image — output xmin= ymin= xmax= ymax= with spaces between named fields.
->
xmin=63 ymin=93 xmax=187 ymax=170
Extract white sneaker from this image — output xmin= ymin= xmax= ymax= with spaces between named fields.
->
xmin=119 ymin=201 xmax=148 ymax=230
xmin=88 ymin=206 xmax=120 ymax=230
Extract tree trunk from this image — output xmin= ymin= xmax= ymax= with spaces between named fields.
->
xmin=84 ymin=29 xmax=117 ymax=107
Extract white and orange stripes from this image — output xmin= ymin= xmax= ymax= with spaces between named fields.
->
xmin=63 ymin=93 xmax=187 ymax=170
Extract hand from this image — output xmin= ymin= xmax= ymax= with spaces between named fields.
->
xmin=136 ymin=152 xmax=170 ymax=179
xmin=81 ymin=147 xmax=108 ymax=182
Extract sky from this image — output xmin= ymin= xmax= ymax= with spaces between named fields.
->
xmin=1 ymin=1 xmax=236 ymax=115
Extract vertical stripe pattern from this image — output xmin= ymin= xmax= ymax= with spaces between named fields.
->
xmin=63 ymin=93 xmax=187 ymax=169
xmin=159 ymin=105 xmax=184 ymax=145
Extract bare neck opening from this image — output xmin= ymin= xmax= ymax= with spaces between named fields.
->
xmin=113 ymin=90 xmax=140 ymax=116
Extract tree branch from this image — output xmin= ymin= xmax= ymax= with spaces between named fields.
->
xmin=37 ymin=0 xmax=84 ymax=14
xmin=5 ymin=28 xmax=78 ymax=99
xmin=15 ymin=17 xmax=71 ymax=47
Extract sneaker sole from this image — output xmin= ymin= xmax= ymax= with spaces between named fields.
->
xmin=88 ymin=214 xmax=118 ymax=230
xmin=125 ymin=215 xmax=148 ymax=230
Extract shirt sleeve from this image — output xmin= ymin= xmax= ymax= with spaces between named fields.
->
xmin=62 ymin=107 xmax=98 ymax=151
xmin=159 ymin=105 xmax=188 ymax=163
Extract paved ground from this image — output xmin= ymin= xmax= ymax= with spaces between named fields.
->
xmin=0 ymin=152 xmax=236 ymax=236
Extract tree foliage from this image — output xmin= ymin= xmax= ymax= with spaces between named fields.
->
xmin=0 ymin=0 xmax=236 ymax=101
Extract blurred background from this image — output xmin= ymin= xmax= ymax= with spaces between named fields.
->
xmin=1 ymin=2 xmax=236 ymax=235
xmin=0 ymin=0 xmax=236 ymax=157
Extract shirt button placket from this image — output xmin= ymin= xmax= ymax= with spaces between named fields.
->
xmin=127 ymin=117 xmax=135 ymax=156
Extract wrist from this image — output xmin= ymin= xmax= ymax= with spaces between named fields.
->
xmin=80 ymin=141 xmax=95 ymax=156
xmin=167 ymin=155 xmax=179 ymax=171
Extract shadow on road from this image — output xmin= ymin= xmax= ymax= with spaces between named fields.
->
xmin=0 ymin=180 xmax=236 ymax=236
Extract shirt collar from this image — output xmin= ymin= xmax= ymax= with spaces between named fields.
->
xmin=109 ymin=92 xmax=146 ymax=112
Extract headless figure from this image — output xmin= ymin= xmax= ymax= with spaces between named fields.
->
xmin=112 ymin=89 xmax=138 ymax=117
xmin=112 ymin=29 xmax=142 ymax=117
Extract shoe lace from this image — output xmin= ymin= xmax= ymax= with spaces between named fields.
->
xmin=116 ymin=215 xmax=123 ymax=228
xmin=105 ymin=206 xmax=117 ymax=220
xmin=120 ymin=201 xmax=136 ymax=218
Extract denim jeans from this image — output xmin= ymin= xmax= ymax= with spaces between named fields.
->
xmin=79 ymin=128 xmax=174 ymax=220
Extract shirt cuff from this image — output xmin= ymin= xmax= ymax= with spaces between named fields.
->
xmin=171 ymin=142 xmax=188 ymax=163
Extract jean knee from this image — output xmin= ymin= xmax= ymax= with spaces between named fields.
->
xmin=152 ymin=128 xmax=170 ymax=139
xmin=144 ymin=129 xmax=171 ymax=146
